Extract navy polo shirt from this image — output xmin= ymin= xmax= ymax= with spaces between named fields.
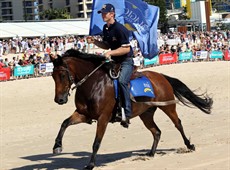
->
xmin=102 ymin=20 xmax=133 ymax=62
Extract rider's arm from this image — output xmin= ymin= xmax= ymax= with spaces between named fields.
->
xmin=94 ymin=39 xmax=110 ymax=50
xmin=105 ymin=45 xmax=130 ymax=57
xmin=87 ymin=36 xmax=110 ymax=50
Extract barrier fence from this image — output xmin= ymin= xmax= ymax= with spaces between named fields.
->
xmin=14 ymin=65 xmax=34 ymax=77
xmin=0 ymin=67 xmax=10 ymax=81
xmin=0 ymin=50 xmax=229 ymax=81
xmin=143 ymin=50 xmax=230 ymax=67
xmin=224 ymin=50 xmax=230 ymax=60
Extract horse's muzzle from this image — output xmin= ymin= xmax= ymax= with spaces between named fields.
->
xmin=54 ymin=96 xmax=68 ymax=105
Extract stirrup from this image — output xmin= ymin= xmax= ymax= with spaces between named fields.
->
xmin=120 ymin=118 xmax=130 ymax=128
xmin=121 ymin=107 xmax=126 ymax=121
xmin=120 ymin=107 xmax=130 ymax=128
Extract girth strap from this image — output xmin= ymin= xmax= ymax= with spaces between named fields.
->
xmin=130 ymin=95 xmax=179 ymax=106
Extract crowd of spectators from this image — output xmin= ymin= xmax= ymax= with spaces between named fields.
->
xmin=0 ymin=29 xmax=229 ymax=80
xmin=157 ymin=30 xmax=230 ymax=55
xmin=0 ymin=35 xmax=90 ymax=79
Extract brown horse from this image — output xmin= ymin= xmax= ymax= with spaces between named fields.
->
xmin=50 ymin=49 xmax=212 ymax=170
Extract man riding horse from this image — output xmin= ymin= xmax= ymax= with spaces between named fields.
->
xmin=87 ymin=3 xmax=133 ymax=128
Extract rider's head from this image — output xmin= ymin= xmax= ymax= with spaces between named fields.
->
xmin=97 ymin=3 xmax=115 ymax=14
xmin=97 ymin=3 xmax=116 ymax=22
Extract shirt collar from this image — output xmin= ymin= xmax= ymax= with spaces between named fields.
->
xmin=107 ymin=19 xmax=117 ymax=30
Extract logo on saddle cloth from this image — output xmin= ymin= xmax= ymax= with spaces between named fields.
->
xmin=113 ymin=76 xmax=155 ymax=98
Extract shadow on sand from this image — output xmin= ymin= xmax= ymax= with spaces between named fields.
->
xmin=11 ymin=148 xmax=177 ymax=170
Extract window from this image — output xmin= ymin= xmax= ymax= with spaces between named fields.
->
xmin=23 ymin=1 xmax=33 ymax=7
xmin=2 ymin=16 xmax=13 ymax=20
xmin=2 ymin=9 xmax=12 ymax=15
xmin=87 ymin=12 xmax=91 ymax=18
xmin=78 ymin=13 xmax=83 ymax=18
xmin=87 ymin=4 xmax=92 ymax=10
xmin=1 ymin=2 xmax=12 ymax=8
xmin=27 ymin=15 xmax=34 ymax=20
xmin=38 ymin=0 xmax=43 ymax=4
xmin=67 ymin=7 xmax=70 ymax=13
xmin=66 ymin=0 xmax=70 ymax=6
xmin=79 ymin=4 xmax=83 ymax=11
xmin=26 ymin=8 xmax=33 ymax=14
xmin=38 ymin=6 xmax=43 ymax=12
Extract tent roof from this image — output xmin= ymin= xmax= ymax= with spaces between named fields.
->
xmin=168 ymin=19 xmax=199 ymax=26
xmin=0 ymin=20 xmax=90 ymax=38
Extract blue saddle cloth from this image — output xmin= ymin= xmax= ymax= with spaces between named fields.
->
xmin=113 ymin=76 xmax=155 ymax=99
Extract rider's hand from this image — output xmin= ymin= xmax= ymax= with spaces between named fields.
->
xmin=86 ymin=36 xmax=95 ymax=44
xmin=104 ymin=51 xmax=112 ymax=60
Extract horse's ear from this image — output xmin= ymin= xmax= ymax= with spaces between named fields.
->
xmin=50 ymin=53 xmax=57 ymax=62
xmin=51 ymin=54 xmax=63 ymax=67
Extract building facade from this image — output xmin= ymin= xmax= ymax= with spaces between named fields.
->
xmin=0 ymin=0 xmax=93 ymax=21
xmin=212 ymin=0 xmax=230 ymax=12
xmin=0 ymin=0 xmax=38 ymax=21
xmin=1 ymin=0 xmax=228 ymax=22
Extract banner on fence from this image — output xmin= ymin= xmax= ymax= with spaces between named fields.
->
xmin=144 ymin=56 xmax=158 ymax=66
xmin=159 ymin=53 xmax=177 ymax=65
xmin=179 ymin=52 xmax=193 ymax=61
xmin=39 ymin=63 xmax=54 ymax=73
xmin=210 ymin=51 xmax=223 ymax=59
xmin=0 ymin=67 xmax=11 ymax=81
xmin=195 ymin=51 xmax=208 ymax=60
xmin=14 ymin=65 xmax=34 ymax=76
xmin=224 ymin=50 xmax=230 ymax=61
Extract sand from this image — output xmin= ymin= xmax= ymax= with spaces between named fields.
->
xmin=0 ymin=60 xmax=229 ymax=170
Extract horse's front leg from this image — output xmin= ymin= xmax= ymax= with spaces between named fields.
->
xmin=53 ymin=110 xmax=90 ymax=154
xmin=84 ymin=115 xmax=110 ymax=170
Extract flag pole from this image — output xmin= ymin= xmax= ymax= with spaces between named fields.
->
xmin=205 ymin=0 xmax=211 ymax=31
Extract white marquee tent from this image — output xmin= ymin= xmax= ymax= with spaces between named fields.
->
xmin=0 ymin=20 xmax=90 ymax=38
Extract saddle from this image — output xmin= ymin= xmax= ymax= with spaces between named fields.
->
xmin=108 ymin=62 xmax=142 ymax=80
xmin=106 ymin=62 xmax=155 ymax=123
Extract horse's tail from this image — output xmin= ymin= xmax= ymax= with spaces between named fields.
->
xmin=162 ymin=74 xmax=213 ymax=114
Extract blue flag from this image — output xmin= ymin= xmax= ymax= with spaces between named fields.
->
xmin=89 ymin=0 xmax=159 ymax=59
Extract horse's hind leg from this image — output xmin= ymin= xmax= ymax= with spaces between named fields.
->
xmin=53 ymin=110 xmax=90 ymax=154
xmin=139 ymin=107 xmax=161 ymax=157
xmin=160 ymin=105 xmax=195 ymax=151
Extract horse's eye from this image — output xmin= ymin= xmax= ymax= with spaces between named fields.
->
xmin=60 ymin=73 xmax=66 ymax=81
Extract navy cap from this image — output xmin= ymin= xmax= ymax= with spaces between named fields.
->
xmin=97 ymin=4 xmax=115 ymax=14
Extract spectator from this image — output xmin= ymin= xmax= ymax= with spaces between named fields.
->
xmin=0 ymin=41 xmax=3 ymax=58
xmin=3 ymin=58 xmax=9 ymax=67
xmin=0 ymin=58 xmax=5 ymax=68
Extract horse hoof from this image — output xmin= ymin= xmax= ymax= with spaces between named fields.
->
xmin=189 ymin=144 xmax=195 ymax=151
xmin=146 ymin=151 xmax=155 ymax=157
xmin=83 ymin=164 xmax=94 ymax=170
xmin=53 ymin=147 xmax=62 ymax=154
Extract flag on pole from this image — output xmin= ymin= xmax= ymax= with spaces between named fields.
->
xmin=89 ymin=0 xmax=159 ymax=59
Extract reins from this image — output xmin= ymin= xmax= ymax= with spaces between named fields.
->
xmin=71 ymin=61 xmax=106 ymax=91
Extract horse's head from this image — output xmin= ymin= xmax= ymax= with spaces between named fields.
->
xmin=50 ymin=54 xmax=74 ymax=105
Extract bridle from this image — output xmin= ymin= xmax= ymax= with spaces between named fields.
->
xmin=53 ymin=60 xmax=76 ymax=86
xmin=53 ymin=60 xmax=76 ymax=96
xmin=53 ymin=59 xmax=106 ymax=93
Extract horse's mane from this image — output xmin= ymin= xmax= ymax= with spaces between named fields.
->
xmin=62 ymin=49 xmax=106 ymax=63
xmin=53 ymin=49 xmax=113 ymax=71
